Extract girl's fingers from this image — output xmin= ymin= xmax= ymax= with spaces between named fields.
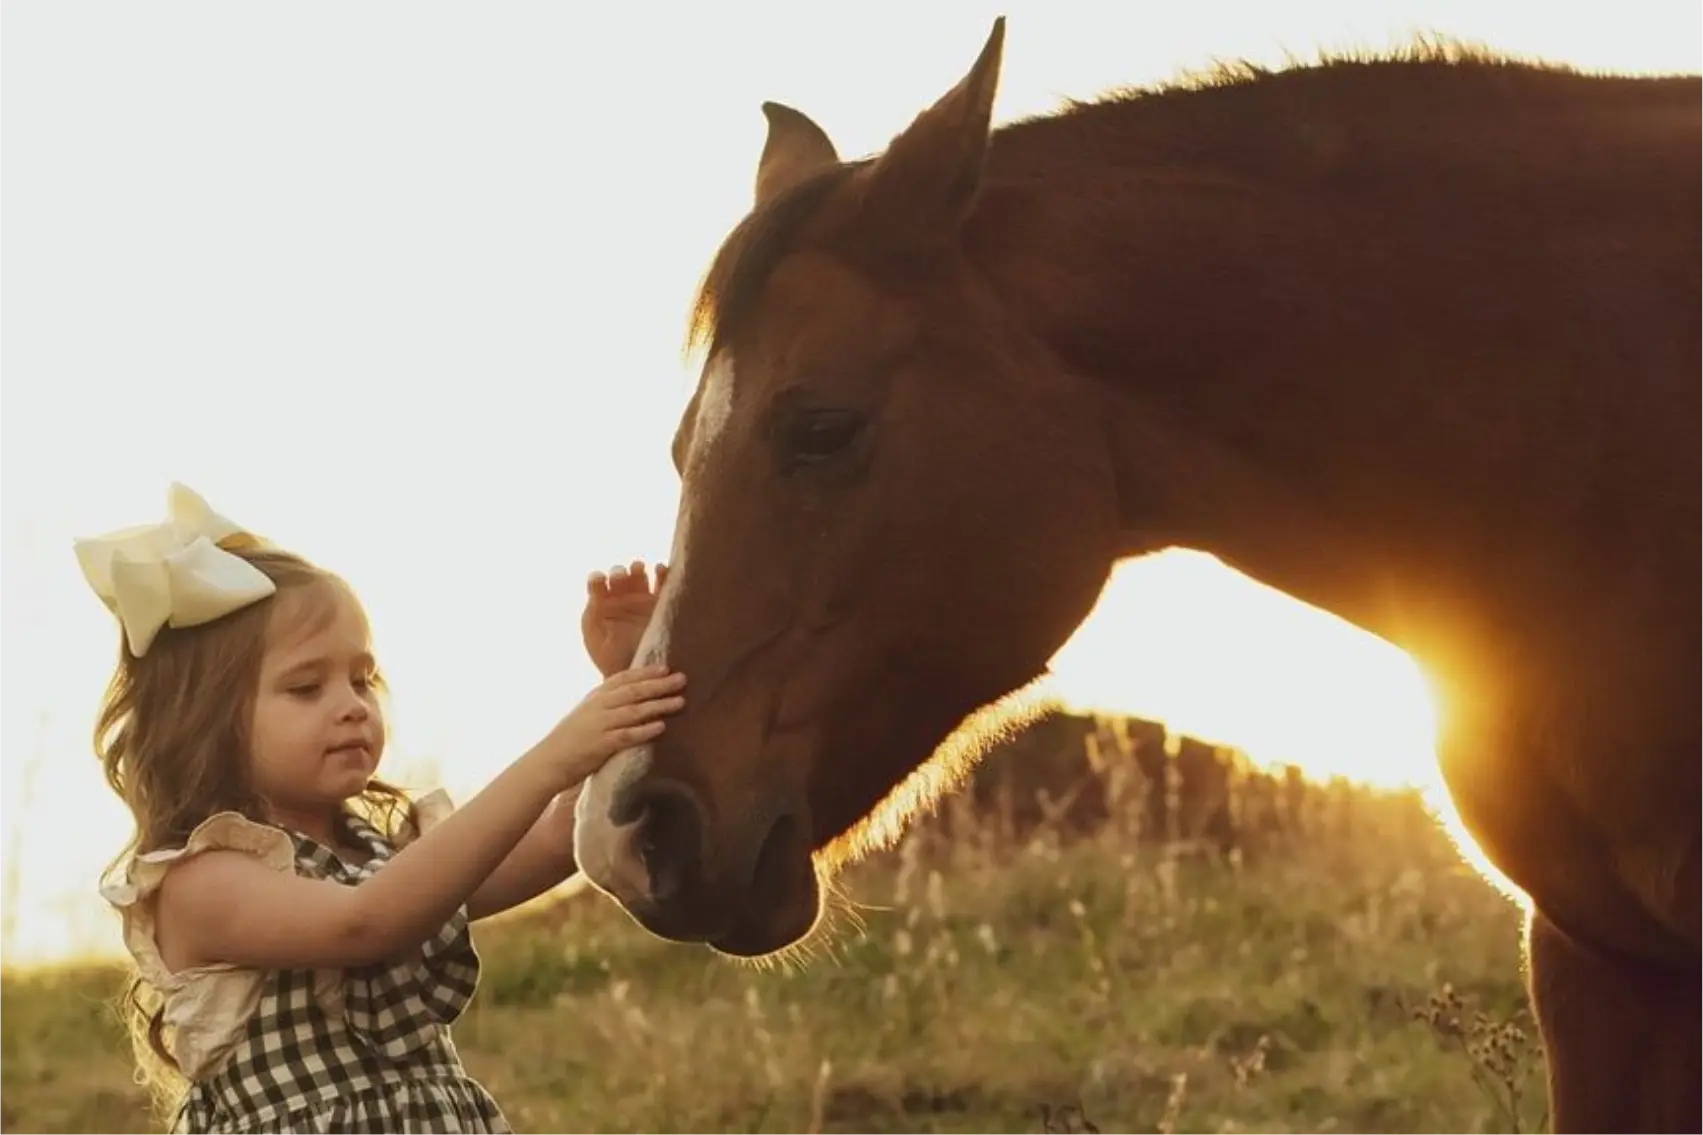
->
xmin=605 ymin=663 xmax=671 ymax=688
xmin=606 ymin=672 xmax=686 ymax=705
xmin=608 ymin=691 xmax=688 ymax=725
xmin=617 ymin=720 xmax=667 ymax=746
xmin=610 ymin=695 xmax=686 ymax=726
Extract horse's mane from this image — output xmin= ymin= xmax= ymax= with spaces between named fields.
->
xmin=1076 ymin=31 xmax=1583 ymax=107
xmin=685 ymin=33 xmax=1662 ymax=361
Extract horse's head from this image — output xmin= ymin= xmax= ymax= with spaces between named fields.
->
xmin=574 ymin=18 xmax=1124 ymax=956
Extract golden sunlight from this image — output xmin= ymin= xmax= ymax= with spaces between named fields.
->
xmin=1045 ymin=552 xmax=1444 ymax=797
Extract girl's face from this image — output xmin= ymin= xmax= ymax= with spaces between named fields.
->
xmin=248 ymin=586 xmax=386 ymax=837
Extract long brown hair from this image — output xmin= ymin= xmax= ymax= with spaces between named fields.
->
xmin=94 ymin=543 xmax=418 ymax=1117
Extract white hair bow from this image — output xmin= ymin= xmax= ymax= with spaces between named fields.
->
xmin=74 ymin=483 xmax=278 ymax=657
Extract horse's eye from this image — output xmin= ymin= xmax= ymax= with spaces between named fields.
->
xmin=783 ymin=408 xmax=865 ymax=466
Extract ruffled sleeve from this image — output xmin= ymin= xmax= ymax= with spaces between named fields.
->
xmin=340 ymin=787 xmax=484 ymax=1057
xmin=99 ymin=811 xmax=302 ymax=1081
xmin=398 ymin=787 xmax=456 ymax=848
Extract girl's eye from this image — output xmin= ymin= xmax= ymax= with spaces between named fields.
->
xmin=288 ymin=684 xmax=321 ymax=697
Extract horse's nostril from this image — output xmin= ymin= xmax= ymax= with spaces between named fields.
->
xmin=623 ymin=781 xmax=705 ymax=905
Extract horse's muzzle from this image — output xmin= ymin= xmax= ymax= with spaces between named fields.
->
xmin=573 ymin=746 xmax=822 ymax=955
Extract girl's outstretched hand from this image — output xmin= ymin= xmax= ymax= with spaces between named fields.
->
xmin=539 ymin=663 xmax=686 ymax=787
xmin=582 ymin=560 xmax=668 ymax=677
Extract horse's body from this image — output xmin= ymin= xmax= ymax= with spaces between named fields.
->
xmin=573 ymin=25 xmax=1700 ymax=1131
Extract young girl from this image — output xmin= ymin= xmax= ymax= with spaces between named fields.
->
xmin=80 ymin=483 xmax=683 ymax=1134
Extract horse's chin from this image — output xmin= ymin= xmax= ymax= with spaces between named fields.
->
xmin=709 ymin=889 xmax=821 ymax=957
xmin=709 ymin=814 xmax=823 ymax=958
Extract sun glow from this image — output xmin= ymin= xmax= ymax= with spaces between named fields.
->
xmin=1045 ymin=551 xmax=1447 ymax=798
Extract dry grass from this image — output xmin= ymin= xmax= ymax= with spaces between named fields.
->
xmin=1 ymin=723 xmax=1545 ymax=1133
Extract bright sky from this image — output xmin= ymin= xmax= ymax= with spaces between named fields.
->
xmin=3 ymin=1 xmax=1695 ymax=966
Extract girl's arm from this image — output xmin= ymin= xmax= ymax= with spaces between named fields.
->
xmin=154 ymin=666 xmax=684 ymax=973
xmin=464 ymin=785 xmax=583 ymax=922
xmin=157 ymin=746 xmax=563 ymax=972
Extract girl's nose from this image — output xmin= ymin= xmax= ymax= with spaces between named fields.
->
xmin=337 ymin=688 xmax=371 ymax=720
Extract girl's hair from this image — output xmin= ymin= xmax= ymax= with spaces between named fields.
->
xmin=94 ymin=543 xmax=419 ymax=1117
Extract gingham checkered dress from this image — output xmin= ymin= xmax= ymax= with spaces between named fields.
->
xmin=169 ymin=813 xmax=512 ymax=1134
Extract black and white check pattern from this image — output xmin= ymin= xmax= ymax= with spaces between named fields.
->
xmin=172 ymin=813 xmax=511 ymax=1133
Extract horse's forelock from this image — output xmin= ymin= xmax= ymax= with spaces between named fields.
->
xmin=685 ymin=161 xmax=864 ymax=359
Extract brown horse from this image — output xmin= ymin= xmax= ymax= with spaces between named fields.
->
xmin=573 ymin=21 xmax=1700 ymax=1132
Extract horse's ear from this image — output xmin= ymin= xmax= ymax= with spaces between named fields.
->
xmin=755 ymin=102 xmax=841 ymax=208
xmin=858 ymin=17 xmax=1006 ymax=256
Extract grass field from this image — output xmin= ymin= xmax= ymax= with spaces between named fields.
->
xmin=1 ymin=726 xmax=1547 ymax=1134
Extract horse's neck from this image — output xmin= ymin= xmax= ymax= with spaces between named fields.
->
xmin=972 ymin=190 xmax=1450 ymax=626
xmin=1091 ymin=383 xmax=1453 ymax=657
xmin=971 ymin=177 xmax=1585 ymax=690
xmin=969 ymin=69 xmax=1694 ymax=567
xmin=961 ymin=66 xmax=1696 ymax=715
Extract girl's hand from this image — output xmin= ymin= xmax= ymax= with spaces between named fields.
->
xmin=581 ymin=560 xmax=668 ymax=678
xmin=537 ymin=663 xmax=686 ymax=788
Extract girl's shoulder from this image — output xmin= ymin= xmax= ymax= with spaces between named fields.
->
xmin=101 ymin=811 xmax=299 ymax=918
xmin=98 ymin=812 xmax=304 ymax=1081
